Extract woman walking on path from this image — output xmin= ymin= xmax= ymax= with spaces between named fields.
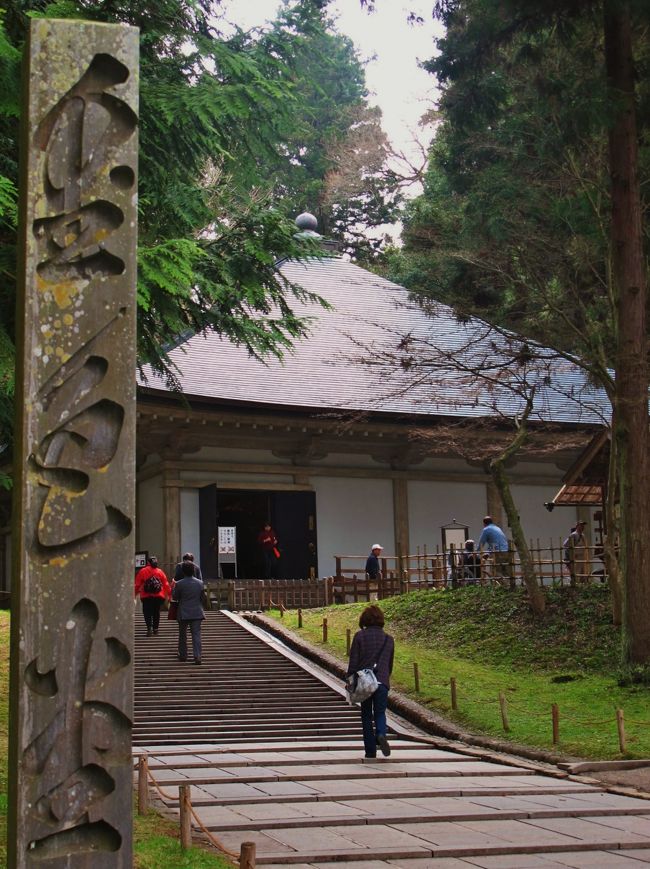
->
xmin=347 ymin=604 xmax=394 ymax=759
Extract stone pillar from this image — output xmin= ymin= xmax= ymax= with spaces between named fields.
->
xmin=8 ymin=20 xmax=138 ymax=868
xmin=392 ymin=478 xmax=410 ymax=566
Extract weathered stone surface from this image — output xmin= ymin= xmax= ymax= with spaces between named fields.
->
xmin=8 ymin=18 xmax=138 ymax=868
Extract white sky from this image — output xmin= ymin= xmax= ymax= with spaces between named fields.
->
xmin=220 ymin=0 xmax=443 ymax=165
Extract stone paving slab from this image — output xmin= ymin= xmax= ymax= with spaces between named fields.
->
xmin=520 ymin=815 xmax=650 ymax=843
xmin=538 ymin=852 xmax=650 ymax=868
xmin=258 ymin=855 xmax=650 ymax=869
xmin=617 ymin=850 xmax=650 ymax=863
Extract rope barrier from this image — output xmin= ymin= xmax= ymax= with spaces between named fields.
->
xmin=188 ymin=801 xmax=240 ymax=859
xmin=145 ymin=765 xmax=240 ymax=859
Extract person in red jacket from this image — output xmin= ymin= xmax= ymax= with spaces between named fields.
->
xmin=134 ymin=555 xmax=171 ymax=636
xmin=257 ymin=523 xmax=279 ymax=578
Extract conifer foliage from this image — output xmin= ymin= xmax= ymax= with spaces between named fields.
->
xmin=0 ymin=0 xmax=396 ymax=440
xmin=390 ymin=0 xmax=650 ymax=666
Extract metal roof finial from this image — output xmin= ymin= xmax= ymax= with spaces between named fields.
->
xmin=294 ymin=211 xmax=322 ymax=239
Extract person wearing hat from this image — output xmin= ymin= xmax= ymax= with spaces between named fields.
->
xmin=365 ymin=544 xmax=383 ymax=581
xmin=563 ymin=520 xmax=588 ymax=585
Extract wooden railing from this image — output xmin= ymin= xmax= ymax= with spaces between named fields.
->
xmin=155 ymin=541 xmax=608 ymax=612
xmin=203 ymin=578 xmax=333 ymax=611
xmin=334 ymin=542 xmax=608 ymax=596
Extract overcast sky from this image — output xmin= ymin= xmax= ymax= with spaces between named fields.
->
xmin=221 ymin=0 xmax=443 ymax=163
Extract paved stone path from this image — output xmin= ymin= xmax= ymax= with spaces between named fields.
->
xmin=135 ymin=612 xmax=650 ymax=867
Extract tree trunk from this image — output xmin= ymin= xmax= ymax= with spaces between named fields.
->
xmin=603 ymin=426 xmax=623 ymax=626
xmin=489 ymin=458 xmax=546 ymax=616
xmin=603 ymin=0 xmax=650 ymax=665
xmin=486 ymin=405 xmax=546 ymax=617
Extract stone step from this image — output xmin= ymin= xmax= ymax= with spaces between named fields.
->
xmin=156 ymin=782 xmax=602 ymax=809
xmin=206 ymin=817 xmax=650 ymax=865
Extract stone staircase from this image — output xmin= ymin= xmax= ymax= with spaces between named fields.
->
xmin=133 ymin=610 xmax=361 ymax=746
xmin=134 ymin=611 xmax=650 ymax=867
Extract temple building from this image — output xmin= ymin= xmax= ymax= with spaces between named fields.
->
xmin=135 ymin=216 xmax=607 ymax=580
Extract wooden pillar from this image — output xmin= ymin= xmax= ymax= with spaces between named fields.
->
xmin=486 ymin=480 xmax=504 ymax=527
xmin=8 ymin=18 xmax=139 ymax=868
xmin=392 ymin=477 xmax=410 ymax=564
xmin=163 ymin=480 xmax=181 ymax=571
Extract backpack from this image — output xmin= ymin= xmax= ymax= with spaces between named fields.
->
xmin=143 ymin=574 xmax=162 ymax=594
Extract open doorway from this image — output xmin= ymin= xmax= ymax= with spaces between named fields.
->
xmin=199 ymin=486 xmax=318 ymax=579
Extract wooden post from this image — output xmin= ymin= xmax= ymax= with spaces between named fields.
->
xmin=138 ymin=754 xmax=149 ymax=815
xmin=552 ymin=703 xmax=560 ymax=744
xmin=498 ymin=692 xmax=510 ymax=731
xmin=450 ymin=677 xmax=458 ymax=711
xmin=413 ymin=662 xmax=420 ymax=693
xmin=335 ymin=556 xmax=342 ymax=578
xmin=179 ymin=784 xmax=192 ymax=850
xmin=298 ymin=608 xmax=303 ymax=628
xmin=240 ymin=842 xmax=256 ymax=869
xmin=325 ymin=575 xmax=333 ymax=606
xmin=616 ymin=708 xmax=626 ymax=754
xmin=346 ymin=628 xmax=351 ymax=655
xmin=322 ymin=617 xmax=328 ymax=643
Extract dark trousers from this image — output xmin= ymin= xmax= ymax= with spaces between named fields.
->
xmin=178 ymin=619 xmax=202 ymax=661
xmin=360 ymin=683 xmax=388 ymax=757
xmin=262 ymin=549 xmax=277 ymax=579
xmin=142 ymin=597 xmax=162 ymax=632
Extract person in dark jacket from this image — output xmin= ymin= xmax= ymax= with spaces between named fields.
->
xmin=172 ymin=560 xmax=206 ymax=664
xmin=173 ymin=552 xmax=202 ymax=582
xmin=347 ymin=604 xmax=395 ymax=759
xmin=365 ymin=544 xmax=383 ymax=580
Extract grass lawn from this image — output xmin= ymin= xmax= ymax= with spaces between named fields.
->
xmin=268 ymin=585 xmax=650 ymax=760
xmin=0 ymin=611 xmax=233 ymax=867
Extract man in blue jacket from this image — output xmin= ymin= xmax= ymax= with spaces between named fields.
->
xmin=365 ymin=544 xmax=383 ymax=580
xmin=172 ymin=560 xmax=206 ymax=664
xmin=478 ymin=516 xmax=513 ymax=588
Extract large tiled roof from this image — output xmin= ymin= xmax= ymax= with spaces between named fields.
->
xmin=138 ymin=255 xmax=609 ymax=425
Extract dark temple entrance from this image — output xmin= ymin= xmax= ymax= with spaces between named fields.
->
xmin=199 ymin=486 xmax=318 ymax=580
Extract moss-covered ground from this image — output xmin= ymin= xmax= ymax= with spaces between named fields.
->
xmin=269 ymin=585 xmax=650 ymax=760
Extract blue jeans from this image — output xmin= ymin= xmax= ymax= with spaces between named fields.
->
xmin=360 ymin=683 xmax=388 ymax=757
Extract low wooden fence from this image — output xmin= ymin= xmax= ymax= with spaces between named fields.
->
xmin=334 ymin=542 xmax=608 ymax=597
xmin=158 ymin=541 xmax=608 ymax=612
xmin=204 ymin=578 xmax=333 ymax=611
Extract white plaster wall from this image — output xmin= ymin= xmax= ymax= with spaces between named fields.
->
xmin=190 ymin=446 xmax=283 ymax=464
xmin=408 ymin=481 xmax=487 ymax=552
xmin=179 ymin=471 xmax=295 ymax=485
xmin=311 ymin=477 xmax=395 ymax=576
xmin=137 ymin=475 xmax=164 ymax=558
xmin=511 ymin=484 xmax=579 ymax=546
xmin=180 ymin=489 xmax=201 ymax=561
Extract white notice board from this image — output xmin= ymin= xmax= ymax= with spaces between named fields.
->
xmin=218 ymin=526 xmax=237 ymax=577
xmin=218 ymin=526 xmax=236 ymax=554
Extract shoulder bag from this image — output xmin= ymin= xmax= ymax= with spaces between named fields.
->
xmin=346 ymin=636 xmax=388 ymax=705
